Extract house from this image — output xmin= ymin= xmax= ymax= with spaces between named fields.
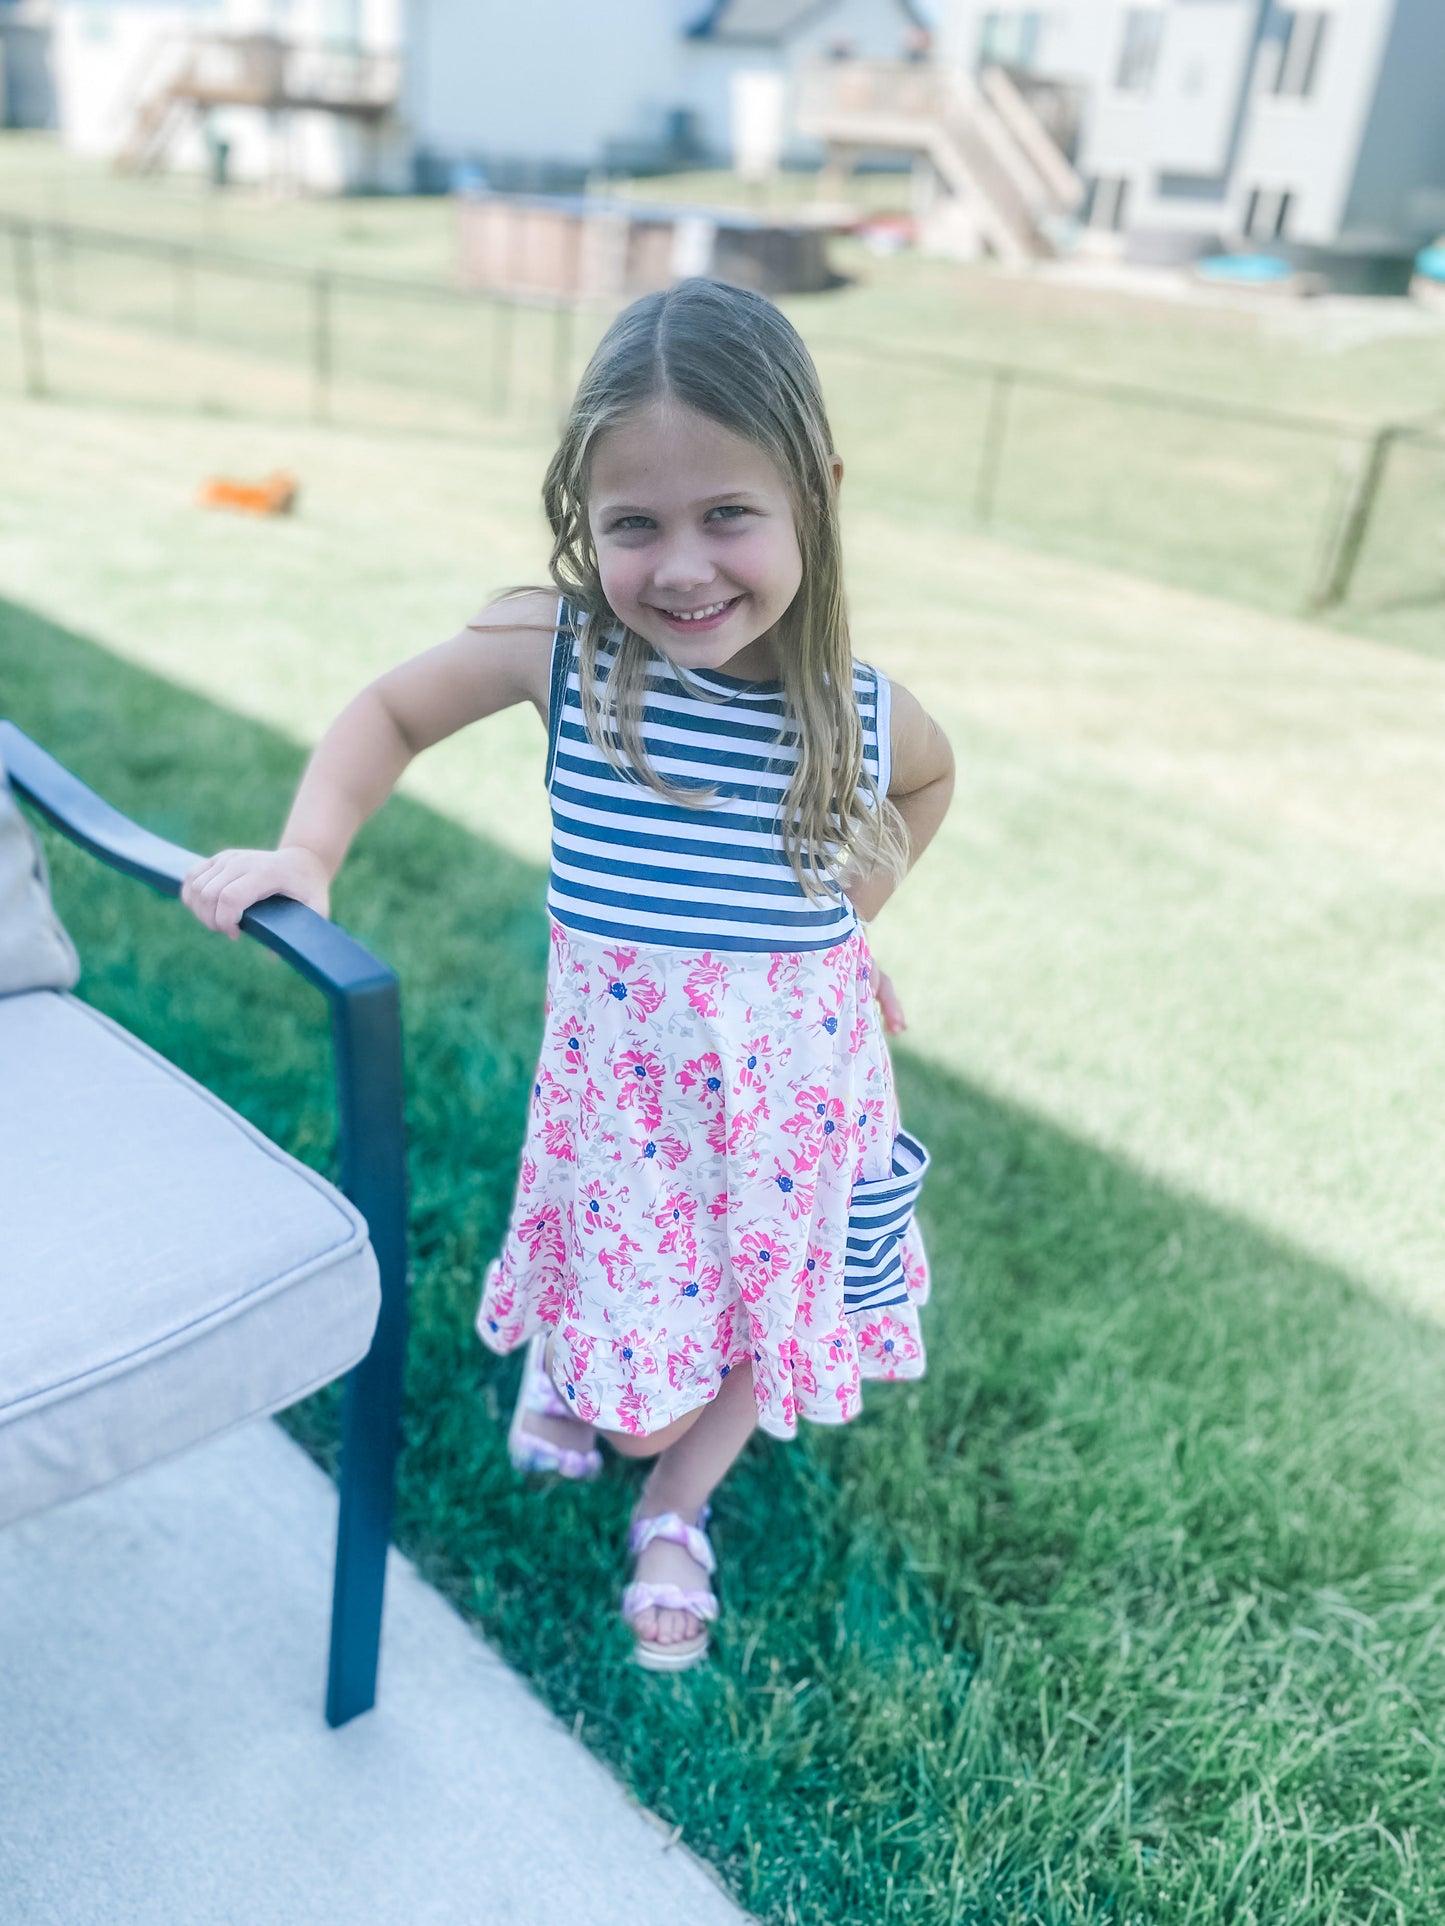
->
xmin=51 ymin=0 xmax=409 ymax=191
xmin=937 ymin=0 xmax=1445 ymax=265
xmin=407 ymin=0 xmax=933 ymax=188
xmin=43 ymin=0 xmax=932 ymax=192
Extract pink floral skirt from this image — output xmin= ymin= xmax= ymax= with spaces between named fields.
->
xmin=475 ymin=920 xmax=929 ymax=1442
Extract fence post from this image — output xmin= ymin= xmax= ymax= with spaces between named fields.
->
xmin=491 ymin=295 xmax=514 ymax=417
xmin=9 ymin=222 xmax=47 ymax=399
xmin=173 ymin=243 xmax=195 ymax=336
xmin=551 ymin=296 xmax=574 ymax=421
xmin=974 ymin=366 xmax=1014 ymax=524
xmin=1308 ymin=424 xmax=1396 ymax=612
xmin=51 ymin=219 xmax=75 ymax=312
xmin=311 ymin=271 xmax=333 ymax=424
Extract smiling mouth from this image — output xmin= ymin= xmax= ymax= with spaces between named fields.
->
xmin=652 ymin=596 xmax=741 ymax=627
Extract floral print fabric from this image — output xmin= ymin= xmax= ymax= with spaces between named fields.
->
xmin=476 ymin=920 xmax=929 ymax=1441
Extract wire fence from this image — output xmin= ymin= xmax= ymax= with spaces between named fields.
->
xmin=1 ymin=214 xmax=589 ymax=430
xmin=2 ymin=213 xmax=1440 ymax=623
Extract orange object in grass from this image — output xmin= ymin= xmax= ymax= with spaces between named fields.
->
xmin=197 ymin=471 xmax=299 ymax=516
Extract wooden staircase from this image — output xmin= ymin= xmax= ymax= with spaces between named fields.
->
xmin=796 ymin=60 xmax=1084 ymax=264
xmin=116 ymin=32 xmax=399 ymax=175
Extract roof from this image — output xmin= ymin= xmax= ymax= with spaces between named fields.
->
xmin=685 ymin=0 xmax=931 ymax=47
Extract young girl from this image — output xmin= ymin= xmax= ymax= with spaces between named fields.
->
xmin=182 ymin=277 xmax=954 ymax=1673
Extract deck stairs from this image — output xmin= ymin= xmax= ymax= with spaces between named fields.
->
xmin=796 ymin=59 xmax=1084 ymax=263
xmin=116 ymin=32 xmax=399 ymax=174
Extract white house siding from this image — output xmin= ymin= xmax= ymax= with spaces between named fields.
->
xmin=402 ymin=0 xmax=682 ymax=173
xmin=54 ymin=3 xmax=214 ymax=161
xmin=52 ymin=0 xmax=928 ymax=186
xmin=682 ymin=0 xmax=932 ymax=167
xmin=938 ymin=4 xmax=1146 ymax=197
xmin=402 ymin=0 xmax=926 ymax=177
xmin=1233 ymin=0 xmax=1395 ymax=245
xmin=937 ymin=0 xmax=1114 ymax=92
xmin=1034 ymin=3 xmax=1267 ymax=236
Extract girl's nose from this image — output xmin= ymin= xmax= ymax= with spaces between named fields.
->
xmin=651 ymin=538 xmax=716 ymax=590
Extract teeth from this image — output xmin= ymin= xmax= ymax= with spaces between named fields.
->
xmin=669 ymin=599 xmax=731 ymax=621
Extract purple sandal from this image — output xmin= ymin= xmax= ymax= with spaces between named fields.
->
xmin=622 ymin=1506 xmax=718 ymax=1671
xmin=507 ymin=1332 xmax=602 ymax=1480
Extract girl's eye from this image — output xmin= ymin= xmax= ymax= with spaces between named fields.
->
xmin=609 ymin=507 xmax=747 ymax=531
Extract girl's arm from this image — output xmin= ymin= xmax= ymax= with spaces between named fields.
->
xmin=182 ymin=591 xmax=556 ymax=938
xmin=847 ymin=680 xmax=954 ymax=926
xmin=847 ymin=681 xmax=954 ymax=1034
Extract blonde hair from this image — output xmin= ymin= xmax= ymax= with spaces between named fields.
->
xmin=540 ymin=277 xmax=907 ymax=900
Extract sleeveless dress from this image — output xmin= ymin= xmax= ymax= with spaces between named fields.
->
xmin=474 ymin=601 xmax=930 ymax=1443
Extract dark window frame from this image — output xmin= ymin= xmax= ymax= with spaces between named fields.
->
xmin=1115 ymin=7 xmax=1165 ymax=93
xmin=1271 ymin=9 xmax=1329 ymax=99
xmin=977 ymin=8 xmax=1044 ymax=73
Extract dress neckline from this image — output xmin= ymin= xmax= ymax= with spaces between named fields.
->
xmin=586 ymin=613 xmax=785 ymax=702
xmin=673 ymin=659 xmax=785 ymax=702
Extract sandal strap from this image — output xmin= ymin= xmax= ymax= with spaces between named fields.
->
xmin=622 ymin=1582 xmax=719 ymax=1624
xmin=510 ymin=1437 xmax=602 ymax=1480
xmin=627 ymin=1511 xmax=716 ymax=1574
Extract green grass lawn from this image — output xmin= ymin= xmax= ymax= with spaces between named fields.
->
xmin=3 ymin=385 xmax=1445 ymax=1922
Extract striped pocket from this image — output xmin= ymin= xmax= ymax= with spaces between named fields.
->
xmin=841 ymin=1130 xmax=930 ymax=1315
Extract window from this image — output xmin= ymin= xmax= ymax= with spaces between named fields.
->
xmin=1088 ymin=175 xmax=1131 ymax=232
xmin=1244 ymin=185 xmax=1295 ymax=239
xmin=1116 ymin=9 xmax=1164 ymax=93
xmin=1157 ymin=173 xmax=1228 ymax=204
xmin=1267 ymin=10 xmax=1329 ymax=99
xmin=978 ymin=10 xmax=1043 ymax=73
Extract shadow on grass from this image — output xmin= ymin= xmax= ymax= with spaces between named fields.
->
xmin=6 ymin=594 xmax=1445 ymax=1925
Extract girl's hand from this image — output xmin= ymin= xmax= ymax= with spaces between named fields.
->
xmin=869 ymin=958 xmax=907 ymax=1035
xmin=181 ymin=845 xmax=331 ymax=940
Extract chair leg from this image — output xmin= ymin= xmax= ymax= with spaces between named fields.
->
xmin=323 ymin=978 xmax=409 ymax=1728
xmin=325 ymin=1271 xmax=408 ymax=1727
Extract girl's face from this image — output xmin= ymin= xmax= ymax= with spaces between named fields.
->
xmin=587 ymin=399 xmax=806 ymax=680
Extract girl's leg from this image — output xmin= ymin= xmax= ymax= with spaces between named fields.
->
xmin=543 ymin=1334 xmax=759 ymax=1650
xmin=515 ymin=1335 xmax=597 ymax=1460
xmin=614 ymin=1363 xmax=759 ymax=1651
xmin=516 ymin=1402 xmax=597 ymax=1459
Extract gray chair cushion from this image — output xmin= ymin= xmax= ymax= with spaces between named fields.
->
xmin=0 ymin=990 xmax=381 ymax=1527
xmin=0 ymin=754 xmax=80 ymax=998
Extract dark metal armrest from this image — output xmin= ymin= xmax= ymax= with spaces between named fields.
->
xmin=1 ymin=719 xmax=409 ymax=1727
xmin=0 ymin=720 xmax=389 ymax=1000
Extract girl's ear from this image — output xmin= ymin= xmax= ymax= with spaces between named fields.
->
xmin=831 ymin=454 xmax=845 ymax=493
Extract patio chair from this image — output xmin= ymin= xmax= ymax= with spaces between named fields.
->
xmin=0 ymin=720 xmax=409 ymax=1728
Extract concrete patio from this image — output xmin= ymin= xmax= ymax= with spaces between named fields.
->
xmin=0 ymin=1420 xmax=752 ymax=1926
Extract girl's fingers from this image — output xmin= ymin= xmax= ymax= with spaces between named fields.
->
xmin=874 ymin=969 xmax=907 ymax=1035
xmin=181 ymin=851 xmax=267 ymax=933
xmin=183 ymin=849 xmax=331 ymax=936
xmin=180 ymin=856 xmax=221 ymax=913
xmin=217 ymin=873 xmax=274 ymax=936
xmin=183 ymin=849 xmax=328 ymax=937
xmin=184 ymin=859 xmax=240 ymax=930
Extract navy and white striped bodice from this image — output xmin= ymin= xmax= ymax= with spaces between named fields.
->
xmin=544 ymin=604 xmax=892 ymax=954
